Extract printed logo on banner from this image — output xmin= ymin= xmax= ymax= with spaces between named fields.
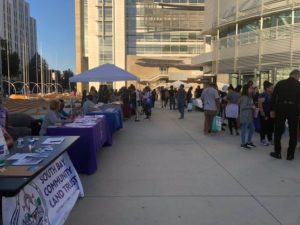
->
xmin=3 ymin=153 xmax=84 ymax=225
xmin=10 ymin=183 xmax=50 ymax=225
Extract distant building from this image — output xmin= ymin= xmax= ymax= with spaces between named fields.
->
xmin=0 ymin=0 xmax=37 ymax=70
xmin=75 ymin=0 xmax=206 ymax=90
xmin=193 ymin=0 xmax=300 ymax=89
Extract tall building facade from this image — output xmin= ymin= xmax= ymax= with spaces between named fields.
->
xmin=75 ymin=0 xmax=206 ymax=89
xmin=0 ymin=0 xmax=37 ymax=67
xmin=193 ymin=0 xmax=300 ymax=88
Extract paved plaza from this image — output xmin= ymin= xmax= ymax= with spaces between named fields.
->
xmin=66 ymin=107 xmax=300 ymax=225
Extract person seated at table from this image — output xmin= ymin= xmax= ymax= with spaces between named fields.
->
xmin=58 ymin=99 xmax=69 ymax=120
xmin=2 ymin=128 xmax=13 ymax=148
xmin=39 ymin=100 xmax=62 ymax=136
xmin=0 ymin=97 xmax=8 ymax=128
xmin=82 ymin=95 xmax=97 ymax=115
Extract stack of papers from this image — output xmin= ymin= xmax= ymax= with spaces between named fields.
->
xmin=7 ymin=153 xmax=49 ymax=166
xmin=42 ymin=138 xmax=65 ymax=145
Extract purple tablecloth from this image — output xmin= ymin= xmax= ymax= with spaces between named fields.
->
xmin=46 ymin=117 xmax=112 ymax=175
xmin=87 ymin=107 xmax=123 ymax=134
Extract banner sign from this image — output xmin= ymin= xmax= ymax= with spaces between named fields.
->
xmin=2 ymin=153 xmax=84 ymax=225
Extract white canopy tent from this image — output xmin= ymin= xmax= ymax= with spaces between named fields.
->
xmin=69 ymin=63 xmax=139 ymax=83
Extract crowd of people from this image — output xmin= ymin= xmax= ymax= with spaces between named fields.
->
xmin=1 ymin=71 xmax=299 ymax=161
xmin=200 ymin=70 xmax=300 ymax=161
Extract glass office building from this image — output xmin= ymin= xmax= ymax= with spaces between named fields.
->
xmin=75 ymin=0 xmax=206 ymax=89
xmin=193 ymin=0 xmax=300 ymax=88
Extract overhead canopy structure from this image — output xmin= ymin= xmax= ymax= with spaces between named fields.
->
xmin=167 ymin=80 xmax=192 ymax=88
xmin=69 ymin=63 xmax=139 ymax=83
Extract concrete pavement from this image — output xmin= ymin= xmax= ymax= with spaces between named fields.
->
xmin=66 ymin=107 xmax=300 ymax=225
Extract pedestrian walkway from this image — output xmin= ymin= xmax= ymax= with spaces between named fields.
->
xmin=66 ymin=108 xmax=300 ymax=225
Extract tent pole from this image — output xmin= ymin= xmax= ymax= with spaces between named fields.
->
xmin=69 ymin=81 xmax=73 ymax=116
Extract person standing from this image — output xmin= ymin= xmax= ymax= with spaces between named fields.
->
xmin=129 ymin=85 xmax=137 ymax=118
xmin=160 ymin=87 xmax=166 ymax=108
xmin=143 ymin=87 xmax=152 ymax=119
xmin=164 ymin=88 xmax=169 ymax=108
xmin=89 ymin=86 xmax=98 ymax=104
xmin=169 ymin=86 xmax=176 ymax=110
xmin=270 ymin=70 xmax=300 ymax=160
xmin=225 ymin=86 xmax=240 ymax=135
xmin=201 ymin=83 xmax=220 ymax=135
xmin=258 ymin=81 xmax=274 ymax=146
xmin=151 ymin=89 xmax=157 ymax=108
xmin=174 ymin=88 xmax=178 ymax=110
xmin=194 ymin=86 xmax=203 ymax=99
xmin=177 ymin=84 xmax=186 ymax=119
xmin=81 ymin=90 xmax=87 ymax=107
xmin=186 ymin=87 xmax=193 ymax=112
xmin=98 ymin=85 xmax=110 ymax=104
xmin=239 ymin=84 xmax=256 ymax=150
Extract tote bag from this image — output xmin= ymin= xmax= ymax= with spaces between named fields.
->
xmin=212 ymin=116 xmax=222 ymax=132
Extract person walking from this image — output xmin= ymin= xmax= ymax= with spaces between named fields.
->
xmin=270 ymin=70 xmax=300 ymax=160
xmin=225 ymin=86 xmax=240 ymax=135
xmin=169 ymin=86 xmax=176 ymax=110
xmin=239 ymin=84 xmax=256 ymax=150
xmin=258 ymin=81 xmax=274 ymax=146
xmin=201 ymin=83 xmax=220 ymax=135
xmin=177 ymin=84 xmax=186 ymax=119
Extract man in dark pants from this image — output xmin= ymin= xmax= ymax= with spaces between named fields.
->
xmin=177 ymin=84 xmax=187 ymax=119
xmin=270 ymin=70 xmax=300 ymax=160
xmin=169 ymin=85 xmax=176 ymax=110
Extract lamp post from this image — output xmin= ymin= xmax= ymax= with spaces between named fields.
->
xmin=0 ymin=42 xmax=3 ymax=97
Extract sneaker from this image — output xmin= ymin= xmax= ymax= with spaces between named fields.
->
xmin=247 ymin=143 xmax=256 ymax=148
xmin=241 ymin=144 xmax=251 ymax=150
xmin=261 ymin=140 xmax=269 ymax=146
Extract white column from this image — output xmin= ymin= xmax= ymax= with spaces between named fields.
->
xmin=114 ymin=0 xmax=126 ymax=89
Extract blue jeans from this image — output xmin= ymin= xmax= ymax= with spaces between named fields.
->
xmin=240 ymin=122 xmax=255 ymax=145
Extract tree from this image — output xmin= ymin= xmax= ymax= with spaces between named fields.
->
xmin=29 ymin=52 xmax=49 ymax=84
xmin=61 ymin=69 xmax=75 ymax=90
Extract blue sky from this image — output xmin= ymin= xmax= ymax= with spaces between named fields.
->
xmin=27 ymin=0 xmax=75 ymax=72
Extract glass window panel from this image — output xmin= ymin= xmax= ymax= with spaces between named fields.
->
xmin=104 ymin=7 xmax=112 ymax=18
xmin=239 ymin=20 xmax=259 ymax=33
xmin=263 ymin=11 xmax=292 ymax=28
xmin=295 ymin=10 xmax=300 ymax=24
